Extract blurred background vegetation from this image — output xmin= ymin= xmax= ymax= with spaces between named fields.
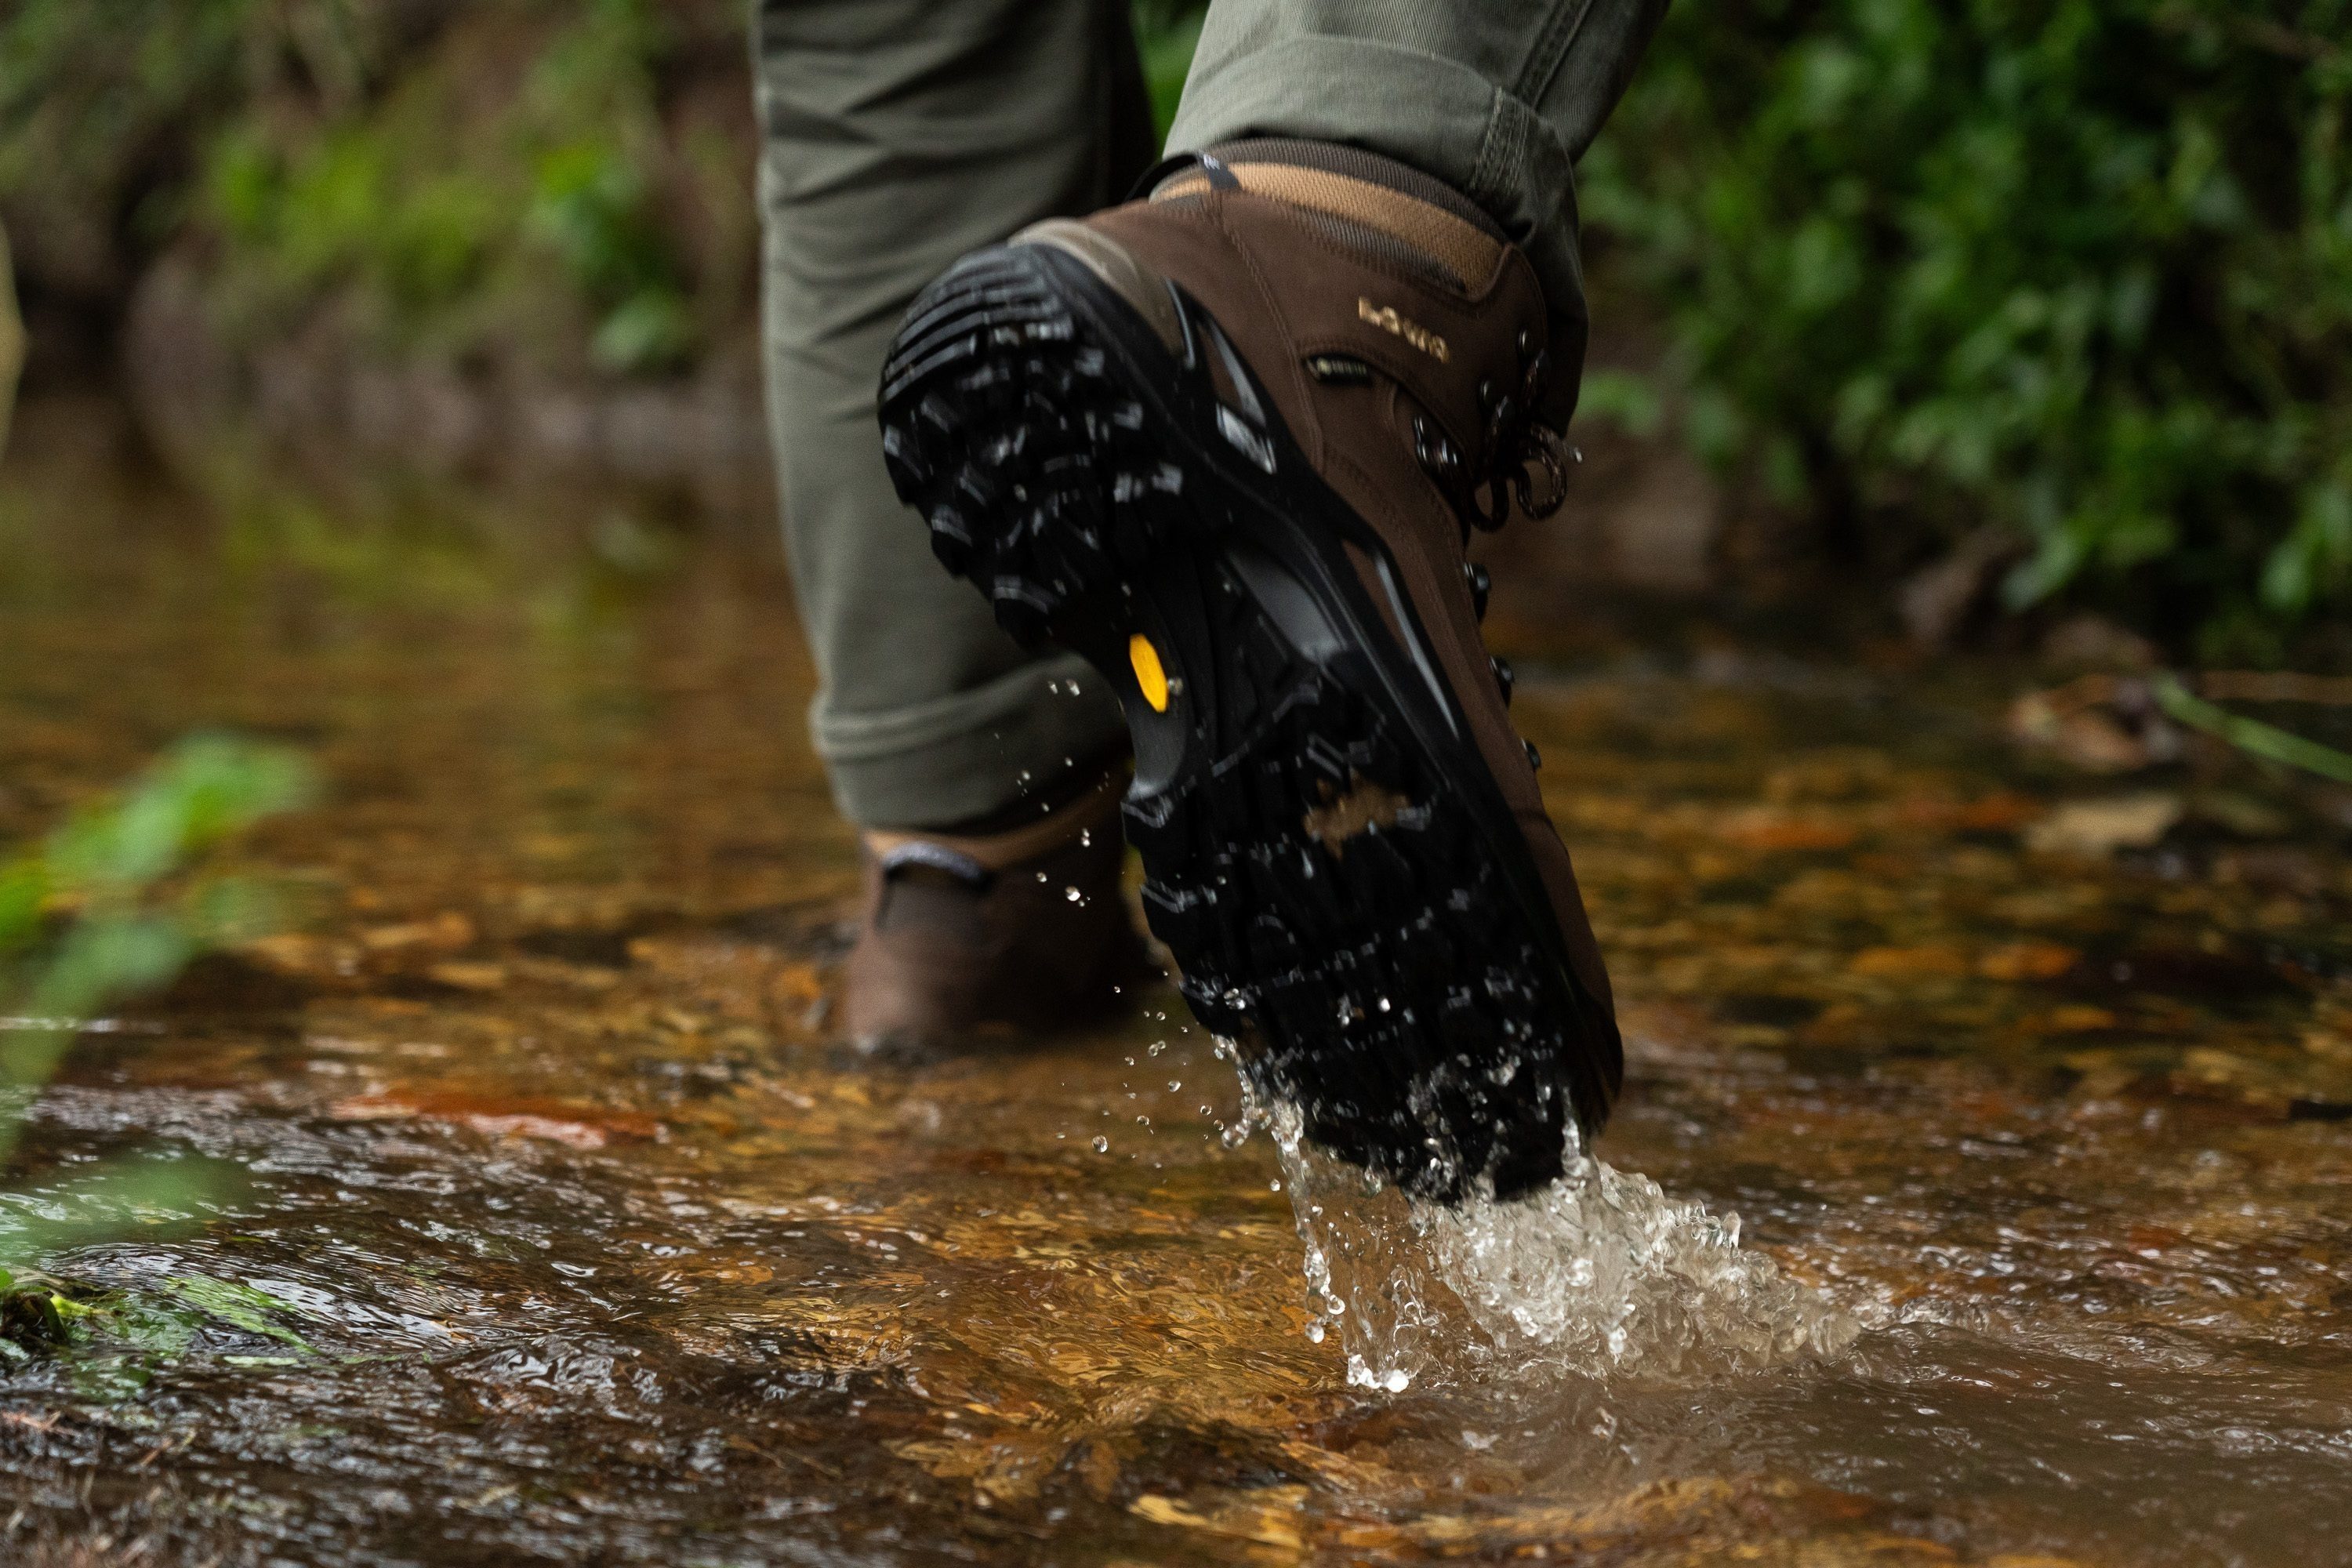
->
xmin=2 ymin=0 xmax=2347 ymax=662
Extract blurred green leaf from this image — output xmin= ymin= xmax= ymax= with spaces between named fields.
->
xmin=43 ymin=735 xmax=314 ymax=901
xmin=0 ymin=1156 xmax=241 ymax=1269
xmin=0 ymin=736 xmax=313 ymax=1167
xmin=1134 ymin=2 xmax=1207 ymax=147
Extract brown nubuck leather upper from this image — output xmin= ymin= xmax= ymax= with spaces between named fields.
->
xmin=841 ymin=776 xmax=1150 ymax=1047
xmin=1022 ymin=180 xmax=1615 ymax=1020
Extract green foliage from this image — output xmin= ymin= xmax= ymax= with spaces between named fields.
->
xmin=1581 ymin=0 xmax=2352 ymax=654
xmin=198 ymin=0 xmax=703 ymax=370
xmin=0 ymin=0 xmax=261 ymax=244
xmin=0 ymin=736 xmax=314 ymax=1279
xmin=529 ymin=143 xmax=694 ymax=372
xmin=1 ymin=0 xmax=712 ymax=375
xmin=16 ymin=0 xmax=2344 ymax=650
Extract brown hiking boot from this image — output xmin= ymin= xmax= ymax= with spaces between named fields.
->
xmin=842 ymin=772 xmax=1150 ymax=1052
xmin=877 ymin=141 xmax=1618 ymax=1200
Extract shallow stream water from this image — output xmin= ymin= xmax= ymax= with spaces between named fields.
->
xmin=2 ymin=405 xmax=2350 ymax=1564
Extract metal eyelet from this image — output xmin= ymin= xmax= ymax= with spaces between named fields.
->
xmin=1462 ymin=562 xmax=1490 ymax=619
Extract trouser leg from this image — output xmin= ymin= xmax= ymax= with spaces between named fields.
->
xmin=1165 ymin=0 xmax=1670 ymax=419
xmin=753 ymin=0 xmax=1153 ymax=830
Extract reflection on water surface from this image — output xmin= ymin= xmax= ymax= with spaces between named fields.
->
xmin=2 ymin=405 xmax=2350 ymax=1565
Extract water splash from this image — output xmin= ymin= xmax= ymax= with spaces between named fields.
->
xmin=1260 ymin=1094 xmax=1857 ymax=1391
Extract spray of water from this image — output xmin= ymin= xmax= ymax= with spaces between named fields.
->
xmin=1232 ymin=1064 xmax=1857 ymax=1391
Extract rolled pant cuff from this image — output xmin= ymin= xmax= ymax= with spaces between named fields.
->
xmin=811 ymin=651 xmax=1129 ymax=830
xmin=1166 ymin=33 xmax=1589 ymax=416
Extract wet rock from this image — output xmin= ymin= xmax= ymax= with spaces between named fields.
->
xmin=2007 ymin=677 xmax=2186 ymax=773
xmin=2212 ymin=845 xmax=2327 ymax=896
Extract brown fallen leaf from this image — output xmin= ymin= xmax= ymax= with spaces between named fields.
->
xmin=2024 ymin=1005 xmax=2121 ymax=1035
xmin=359 ymin=911 xmax=477 ymax=953
xmin=1130 ymin=1486 xmax=1307 ymax=1551
xmin=328 ymin=1091 xmax=662 ymax=1149
xmin=1948 ymin=792 xmax=2046 ymax=832
xmin=241 ymin=932 xmax=361 ymax=982
xmin=1719 ymin=807 xmax=1859 ymax=853
xmin=1851 ymin=945 xmax=1972 ymax=978
xmin=1978 ymin=942 xmax=2081 ymax=982
xmin=426 ymin=960 xmax=507 ymax=992
xmin=2024 ymin=793 xmax=2183 ymax=856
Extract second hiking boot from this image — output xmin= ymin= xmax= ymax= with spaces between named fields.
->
xmin=878 ymin=141 xmax=1621 ymax=1202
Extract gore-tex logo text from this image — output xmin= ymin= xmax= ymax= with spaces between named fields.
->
xmin=1356 ymin=298 xmax=1449 ymax=362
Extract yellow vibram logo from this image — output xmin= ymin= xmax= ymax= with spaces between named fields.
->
xmin=1356 ymin=298 xmax=1448 ymax=362
xmin=1129 ymin=633 xmax=1170 ymax=713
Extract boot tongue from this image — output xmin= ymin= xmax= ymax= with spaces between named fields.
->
xmin=1152 ymin=140 xmax=1507 ymax=295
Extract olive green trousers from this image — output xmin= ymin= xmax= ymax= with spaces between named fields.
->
xmin=754 ymin=0 xmax=1667 ymax=829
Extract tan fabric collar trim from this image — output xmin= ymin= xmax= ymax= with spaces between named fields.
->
xmin=1155 ymin=162 xmax=1503 ymax=290
xmin=863 ymin=771 xmax=1125 ymax=874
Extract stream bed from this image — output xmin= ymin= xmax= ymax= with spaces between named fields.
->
xmin=2 ymin=406 xmax=2350 ymax=1565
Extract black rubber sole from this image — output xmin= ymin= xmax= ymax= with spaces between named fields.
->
xmin=878 ymin=242 xmax=1613 ymax=1202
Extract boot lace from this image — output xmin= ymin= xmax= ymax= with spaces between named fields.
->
xmin=1411 ymin=330 xmax=1573 ymax=533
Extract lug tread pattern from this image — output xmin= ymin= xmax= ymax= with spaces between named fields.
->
xmin=880 ymin=246 xmax=1574 ymax=1200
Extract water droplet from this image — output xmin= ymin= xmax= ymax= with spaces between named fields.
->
xmin=1079 ymin=829 xmax=1092 ymax=847
xmin=1381 ymin=1368 xmax=1410 ymax=1393
xmin=1305 ymin=1320 xmax=1326 ymax=1343
xmin=1167 ymin=1080 xmax=1181 ymax=1092
xmin=1065 ymin=886 xmax=1083 ymax=902
xmin=1269 ymin=1179 xmax=1282 ymax=1192
xmin=1091 ymin=1135 xmax=1109 ymax=1154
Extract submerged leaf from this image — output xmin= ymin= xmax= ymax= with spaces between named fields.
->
xmin=165 ymin=1275 xmax=318 ymax=1354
